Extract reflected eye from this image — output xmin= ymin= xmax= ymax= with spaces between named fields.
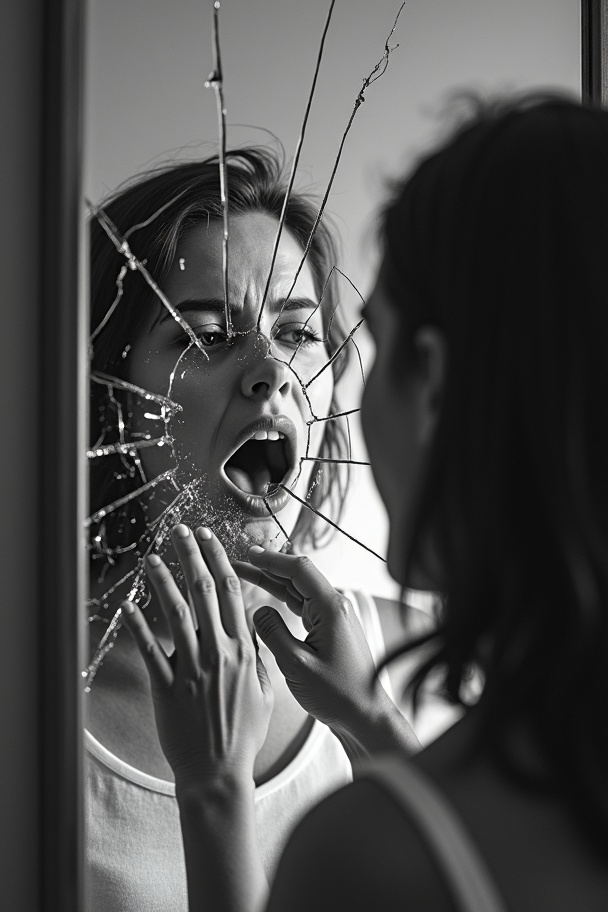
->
xmin=190 ymin=325 xmax=228 ymax=349
xmin=274 ymin=323 xmax=323 ymax=348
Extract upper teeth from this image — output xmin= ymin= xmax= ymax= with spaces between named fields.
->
xmin=252 ymin=429 xmax=284 ymax=441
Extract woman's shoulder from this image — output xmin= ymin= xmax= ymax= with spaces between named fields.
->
xmin=416 ymin=719 xmax=608 ymax=912
xmin=267 ymin=776 xmax=458 ymax=912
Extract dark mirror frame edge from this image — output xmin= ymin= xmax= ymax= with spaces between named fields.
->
xmin=583 ymin=0 xmax=608 ymax=104
xmin=40 ymin=2 xmax=606 ymax=911
xmin=41 ymin=0 xmax=86 ymax=910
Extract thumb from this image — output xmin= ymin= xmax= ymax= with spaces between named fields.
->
xmin=255 ymin=654 xmax=274 ymax=707
xmin=253 ymin=606 xmax=306 ymax=676
xmin=252 ymin=631 xmax=274 ymax=705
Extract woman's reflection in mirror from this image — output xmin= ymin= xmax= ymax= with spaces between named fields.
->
xmin=86 ymin=150 xmax=446 ymax=911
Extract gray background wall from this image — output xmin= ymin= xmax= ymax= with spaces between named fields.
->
xmin=85 ymin=0 xmax=581 ymax=597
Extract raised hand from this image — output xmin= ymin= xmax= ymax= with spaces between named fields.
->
xmin=120 ymin=525 xmax=274 ymax=792
xmin=234 ymin=547 xmax=421 ymax=761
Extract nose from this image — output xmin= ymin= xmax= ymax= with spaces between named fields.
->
xmin=240 ymin=334 xmax=293 ymax=400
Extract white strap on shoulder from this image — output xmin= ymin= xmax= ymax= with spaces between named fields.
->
xmin=357 ymin=755 xmax=508 ymax=912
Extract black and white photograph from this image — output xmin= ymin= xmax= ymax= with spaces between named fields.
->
xmin=2 ymin=2 xmax=607 ymax=910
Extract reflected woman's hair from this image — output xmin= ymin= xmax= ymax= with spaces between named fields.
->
xmin=380 ymin=93 xmax=608 ymax=851
xmin=89 ymin=148 xmax=352 ymax=557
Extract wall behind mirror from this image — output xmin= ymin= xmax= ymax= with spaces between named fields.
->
xmin=85 ymin=0 xmax=579 ymax=599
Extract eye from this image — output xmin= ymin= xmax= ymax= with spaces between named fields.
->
xmin=187 ymin=324 xmax=228 ymax=349
xmin=274 ymin=323 xmax=323 ymax=348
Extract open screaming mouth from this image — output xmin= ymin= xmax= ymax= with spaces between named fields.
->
xmin=223 ymin=430 xmax=292 ymax=497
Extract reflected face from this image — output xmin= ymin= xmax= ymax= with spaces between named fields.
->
xmin=361 ymin=274 xmax=426 ymax=585
xmin=126 ymin=212 xmax=333 ymax=555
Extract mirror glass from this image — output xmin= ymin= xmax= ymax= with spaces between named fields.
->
xmin=83 ymin=1 xmax=580 ymax=908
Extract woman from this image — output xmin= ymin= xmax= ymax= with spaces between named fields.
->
xmin=123 ymin=94 xmax=608 ymax=910
xmin=86 ymin=149 xmax=425 ymax=912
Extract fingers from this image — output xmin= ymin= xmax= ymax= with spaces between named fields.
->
xmin=247 ymin=546 xmax=333 ymax=602
xmin=194 ymin=527 xmax=249 ymax=641
xmin=171 ymin=525 xmax=223 ymax=649
xmin=145 ymin=551 xmax=200 ymax=677
xmin=120 ymin=600 xmax=173 ymax=688
xmin=253 ymin=606 xmax=309 ymax=678
xmin=232 ymin=560 xmax=305 ymax=617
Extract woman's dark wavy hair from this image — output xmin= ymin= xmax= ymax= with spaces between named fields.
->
xmin=381 ymin=93 xmax=608 ymax=853
xmin=89 ymin=148 xmax=351 ymax=553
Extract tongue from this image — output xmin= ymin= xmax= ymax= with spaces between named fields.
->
xmin=225 ymin=465 xmax=272 ymax=496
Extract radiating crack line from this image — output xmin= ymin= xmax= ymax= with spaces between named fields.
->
xmin=205 ymin=1 xmax=232 ymax=337
xmin=305 ymin=317 xmax=364 ymax=388
xmin=91 ymin=372 xmax=183 ymax=413
xmin=299 ymin=457 xmax=370 ymax=466
xmin=87 ymin=438 xmax=170 ymax=459
xmin=85 ymin=470 xmax=176 ymax=527
xmin=276 ymin=484 xmax=386 ymax=562
xmin=263 ymin=495 xmax=291 ymax=544
xmin=277 ymin=2 xmax=407 ymax=318
xmin=257 ymin=0 xmax=337 ymax=331
xmin=87 ymin=199 xmax=210 ymax=359
xmin=308 ymin=407 xmax=361 ymax=423
xmin=90 ymin=263 xmax=128 ymax=344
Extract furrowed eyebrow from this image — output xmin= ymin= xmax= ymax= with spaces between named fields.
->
xmin=271 ymin=297 xmax=319 ymax=314
xmin=155 ymin=296 xmax=319 ymax=328
xmin=158 ymin=299 xmax=226 ymax=324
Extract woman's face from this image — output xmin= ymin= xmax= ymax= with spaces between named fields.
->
xmin=361 ymin=272 xmax=435 ymax=586
xmin=126 ymin=212 xmax=334 ymax=558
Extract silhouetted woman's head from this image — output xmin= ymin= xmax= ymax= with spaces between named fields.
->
xmin=363 ymin=94 xmax=608 ymax=851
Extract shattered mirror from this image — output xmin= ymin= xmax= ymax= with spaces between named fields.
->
xmin=82 ymin=0 xmax=581 ymax=907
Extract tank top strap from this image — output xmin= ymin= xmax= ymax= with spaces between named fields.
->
xmin=342 ymin=589 xmax=394 ymax=701
xmin=356 ymin=754 xmax=508 ymax=912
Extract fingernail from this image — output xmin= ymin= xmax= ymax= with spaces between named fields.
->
xmin=196 ymin=526 xmax=212 ymax=541
xmin=147 ymin=553 xmax=162 ymax=567
xmin=174 ymin=524 xmax=190 ymax=538
xmin=121 ymin=600 xmax=134 ymax=615
xmin=249 ymin=545 xmax=264 ymax=555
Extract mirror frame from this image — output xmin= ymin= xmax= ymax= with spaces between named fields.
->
xmin=41 ymin=3 xmax=606 ymax=910
xmin=41 ymin=0 xmax=86 ymax=910
xmin=583 ymin=0 xmax=608 ymax=103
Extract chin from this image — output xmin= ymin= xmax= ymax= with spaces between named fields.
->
xmin=154 ymin=462 xmax=304 ymax=561
xmin=232 ymin=516 xmax=290 ymax=558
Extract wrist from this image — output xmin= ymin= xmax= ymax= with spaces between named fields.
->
xmin=333 ymin=690 xmax=421 ymax=759
xmin=175 ymin=770 xmax=255 ymax=811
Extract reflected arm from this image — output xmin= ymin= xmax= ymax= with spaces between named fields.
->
xmin=177 ymin=778 xmax=268 ymax=912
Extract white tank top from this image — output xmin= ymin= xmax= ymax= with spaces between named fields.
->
xmin=85 ymin=590 xmax=391 ymax=912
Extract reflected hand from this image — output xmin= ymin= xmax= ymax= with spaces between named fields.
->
xmin=120 ymin=525 xmax=274 ymax=792
xmin=233 ymin=547 xmax=400 ymax=752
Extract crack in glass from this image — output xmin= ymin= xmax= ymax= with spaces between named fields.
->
xmin=204 ymin=1 xmax=232 ymax=338
xmin=85 ymin=1 xmax=406 ymax=688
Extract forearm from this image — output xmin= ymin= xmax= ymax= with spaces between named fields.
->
xmin=332 ymin=694 xmax=421 ymax=769
xmin=177 ymin=778 xmax=268 ymax=912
